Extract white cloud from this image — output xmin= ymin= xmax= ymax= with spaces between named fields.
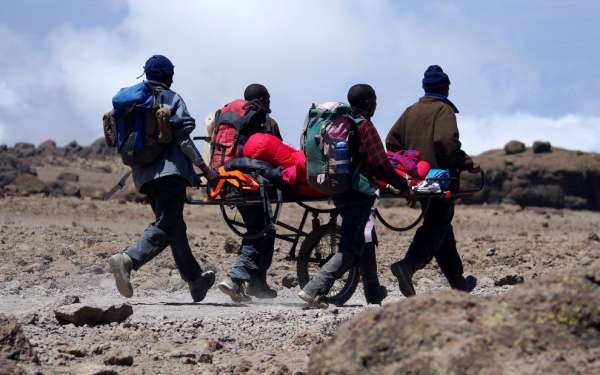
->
xmin=0 ymin=0 xmax=595 ymax=154
xmin=460 ymin=113 xmax=600 ymax=155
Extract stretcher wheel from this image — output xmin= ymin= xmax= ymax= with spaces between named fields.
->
xmin=219 ymin=201 xmax=282 ymax=240
xmin=296 ymin=224 xmax=359 ymax=306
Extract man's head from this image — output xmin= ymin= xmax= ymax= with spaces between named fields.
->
xmin=244 ymin=83 xmax=270 ymax=110
xmin=347 ymin=84 xmax=377 ymax=119
xmin=144 ymin=55 xmax=175 ymax=87
xmin=422 ymin=65 xmax=450 ymax=96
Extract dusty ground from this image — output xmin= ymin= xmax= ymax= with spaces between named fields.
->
xmin=1 ymin=195 xmax=599 ymax=374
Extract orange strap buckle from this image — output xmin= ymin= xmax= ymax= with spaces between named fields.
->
xmin=209 ymin=166 xmax=260 ymax=199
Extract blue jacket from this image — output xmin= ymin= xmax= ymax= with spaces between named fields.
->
xmin=114 ymin=80 xmax=199 ymax=191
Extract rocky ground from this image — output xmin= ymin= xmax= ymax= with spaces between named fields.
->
xmin=1 ymin=139 xmax=599 ymax=374
xmin=0 ymin=194 xmax=599 ymax=374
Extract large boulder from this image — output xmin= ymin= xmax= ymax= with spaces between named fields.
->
xmin=54 ymin=303 xmax=133 ymax=326
xmin=309 ymin=264 xmax=600 ymax=375
xmin=0 ymin=314 xmax=39 ymax=365
xmin=503 ymin=140 xmax=526 ymax=155
xmin=533 ymin=140 xmax=552 ymax=154
xmin=465 ymin=147 xmax=600 ymax=210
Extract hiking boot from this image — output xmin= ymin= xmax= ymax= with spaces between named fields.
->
xmin=364 ymin=284 xmax=388 ymax=305
xmin=297 ymin=290 xmax=328 ymax=309
xmin=246 ymin=278 xmax=278 ymax=299
xmin=448 ymin=274 xmax=478 ymax=293
xmin=188 ymin=271 xmax=216 ymax=302
xmin=218 ymin=278 xmax=251 ymax=303
xmin=390 ymin=261 xmax=416 ymax=297
xmin=109 ymin=253 xmax=133 ymax=298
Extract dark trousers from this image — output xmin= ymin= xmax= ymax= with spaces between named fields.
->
xmin=402 ymin=198 xmax=463 ymax=278
xmin=126 ymin=176 xmax=203 ymax=282
xmin=228 ymin=205 xmax=276 ymax=282
xmin=303 ymin=190 xmax=380 ymax=297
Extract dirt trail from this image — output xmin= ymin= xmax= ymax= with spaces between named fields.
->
xmin=1 ymin=196 xmax=599 ymax=373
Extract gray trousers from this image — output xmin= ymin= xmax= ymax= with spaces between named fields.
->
xmin=126 ymin=176 xmax=203 ymax=282
xmin=302 ymin=189 xmax=381 ymax=297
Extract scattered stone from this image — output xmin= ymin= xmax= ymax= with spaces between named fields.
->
xmin=485 ymin=248 xmax=497 ymax=257
xmin=73 ymin=363 xmax=119 ymax=375
xmin=0 ymin=314 xmax=39 ymax=364
xmin=494 ymin=274 xmax=525 ymax=286
xmin=60 ymin=347 xmax=87 ymax=358
xmin=54 ymin=303 xmax=133 ymax=326
xmin=503 ymin=140 xmax=526 ymax=155
xmin=201 ymin=339 xmax=223 ymax=352
xmin=60 ymin=295 xmax=81 ymax=306
xmin=588 ymin=233 xmax=600 ymax=242
xmin=532 ymin=141 xmax=552 ymax=154
xmin=197 ymin=352 xmax=213 ymax=364
xmin=282 ymin=274 xmax=298 ymax=289
xmin=104 ymin=350 xmax=134 ymax=366
xmin=223 ymin=237 xmax=239 ymax=254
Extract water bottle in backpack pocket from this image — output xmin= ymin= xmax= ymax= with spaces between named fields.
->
xmin=302 ymin=102 xmax=363 ymax=195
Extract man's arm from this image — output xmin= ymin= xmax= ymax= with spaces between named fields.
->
xmin=433 ymin=107 xmax=473 ymax=171
xmin=357 ymin=120 xmax=407 ymax=190
xmin=385 ymin=114 xmax=406 ymax=152
xmin=266 ymin=116 xmax=283 ymax=140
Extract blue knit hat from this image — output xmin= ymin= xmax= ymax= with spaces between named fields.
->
xmin=143 ymin=55 xmax=174 ymax=84
xmin=422 ymin=65 xmax=450 ymax=90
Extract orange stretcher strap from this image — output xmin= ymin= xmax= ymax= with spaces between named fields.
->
xmin=210 ymin=166 xmax=260 ymax=199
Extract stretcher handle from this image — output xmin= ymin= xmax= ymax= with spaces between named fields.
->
xmin=455 ymin=170 xmax=485 ymax=196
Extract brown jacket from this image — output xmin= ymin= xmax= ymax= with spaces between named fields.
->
xmin=386 ymin=96 xmax=473 ymax=170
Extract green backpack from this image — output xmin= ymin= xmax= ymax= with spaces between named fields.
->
xmin=301 ymin=102 xmax=365 ymax=195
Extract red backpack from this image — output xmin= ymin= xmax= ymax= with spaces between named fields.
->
xmin=210 ymin=99 xmax=265 ymax=169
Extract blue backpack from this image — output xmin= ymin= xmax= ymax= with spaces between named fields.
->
xmin=109 ymin=82 xmax=171 ymax=167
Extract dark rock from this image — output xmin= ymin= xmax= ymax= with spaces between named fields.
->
xmin=494 ymin=275 xmax=525 ymax=286
xmin=54 ymin=303 xmax=133 ymax=326
xmin=503 ymin=140 xmax=526 ymax=155
xmin=309 ymin=265 xmax=600 ymax=374
xmin=0 ymin=314 xmax=39 ymax=364
xmin=83 ymin=137 xmax=116 ymax=158
xmin=223 ymin=237 xmax=239 ymax=254
xmin=282 ymin=274 xmax=298 ymax=289
xmin=57 ymin=172 xmax=79 ymax=183
xmin=508 ymin=184 xmax=564 ymax=208
xmin=532 ymin=141 xmax=552 ymax=154
xmin=0 ymin=144 xmax=7 ymax=152
xmin=104 ymin=350 xmax=134 ymax=366
xmin=588 ymin=233 xmax=600 ymax=242
xmin=13 ymin=142 xmax=34 ymax=151
xmin=64 ymin=141 xmax=83 ymax=155
xmin=14 ymin=174 xmax=46 ymax=195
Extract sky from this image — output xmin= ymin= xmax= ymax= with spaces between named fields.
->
xmin=0 ymin=0 xmax=599 ymax=154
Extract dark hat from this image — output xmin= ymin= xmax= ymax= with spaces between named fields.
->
xmin=244 ymin=83 xmax=270 ymax=101
xmin=422 ymin=65 xmax=450 ymax=90
xmin=144 ymin=55 xmax=174 ymax=84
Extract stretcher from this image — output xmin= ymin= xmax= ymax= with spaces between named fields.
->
xmin=189 ymin=137 xmax=485 ymax=305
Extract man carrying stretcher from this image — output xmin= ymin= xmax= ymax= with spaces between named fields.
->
xmin=297 ymin=84 xmax=409 ymax=308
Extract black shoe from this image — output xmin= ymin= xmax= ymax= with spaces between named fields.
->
xmin=448 ymin=274 xmax=477 ymax=293
xmin=390 ymin=261 xmax=416 ymax=297
xmin=246 ymin=278 xmax=278 ymax=299
xmin=188 ymin=271 xmax=216 ymax=302
xmin=364 ymin=285 xmax=388 ymax=305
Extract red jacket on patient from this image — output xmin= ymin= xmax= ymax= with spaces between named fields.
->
xmin=243 ymin=133 xmax=325 ymax=197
